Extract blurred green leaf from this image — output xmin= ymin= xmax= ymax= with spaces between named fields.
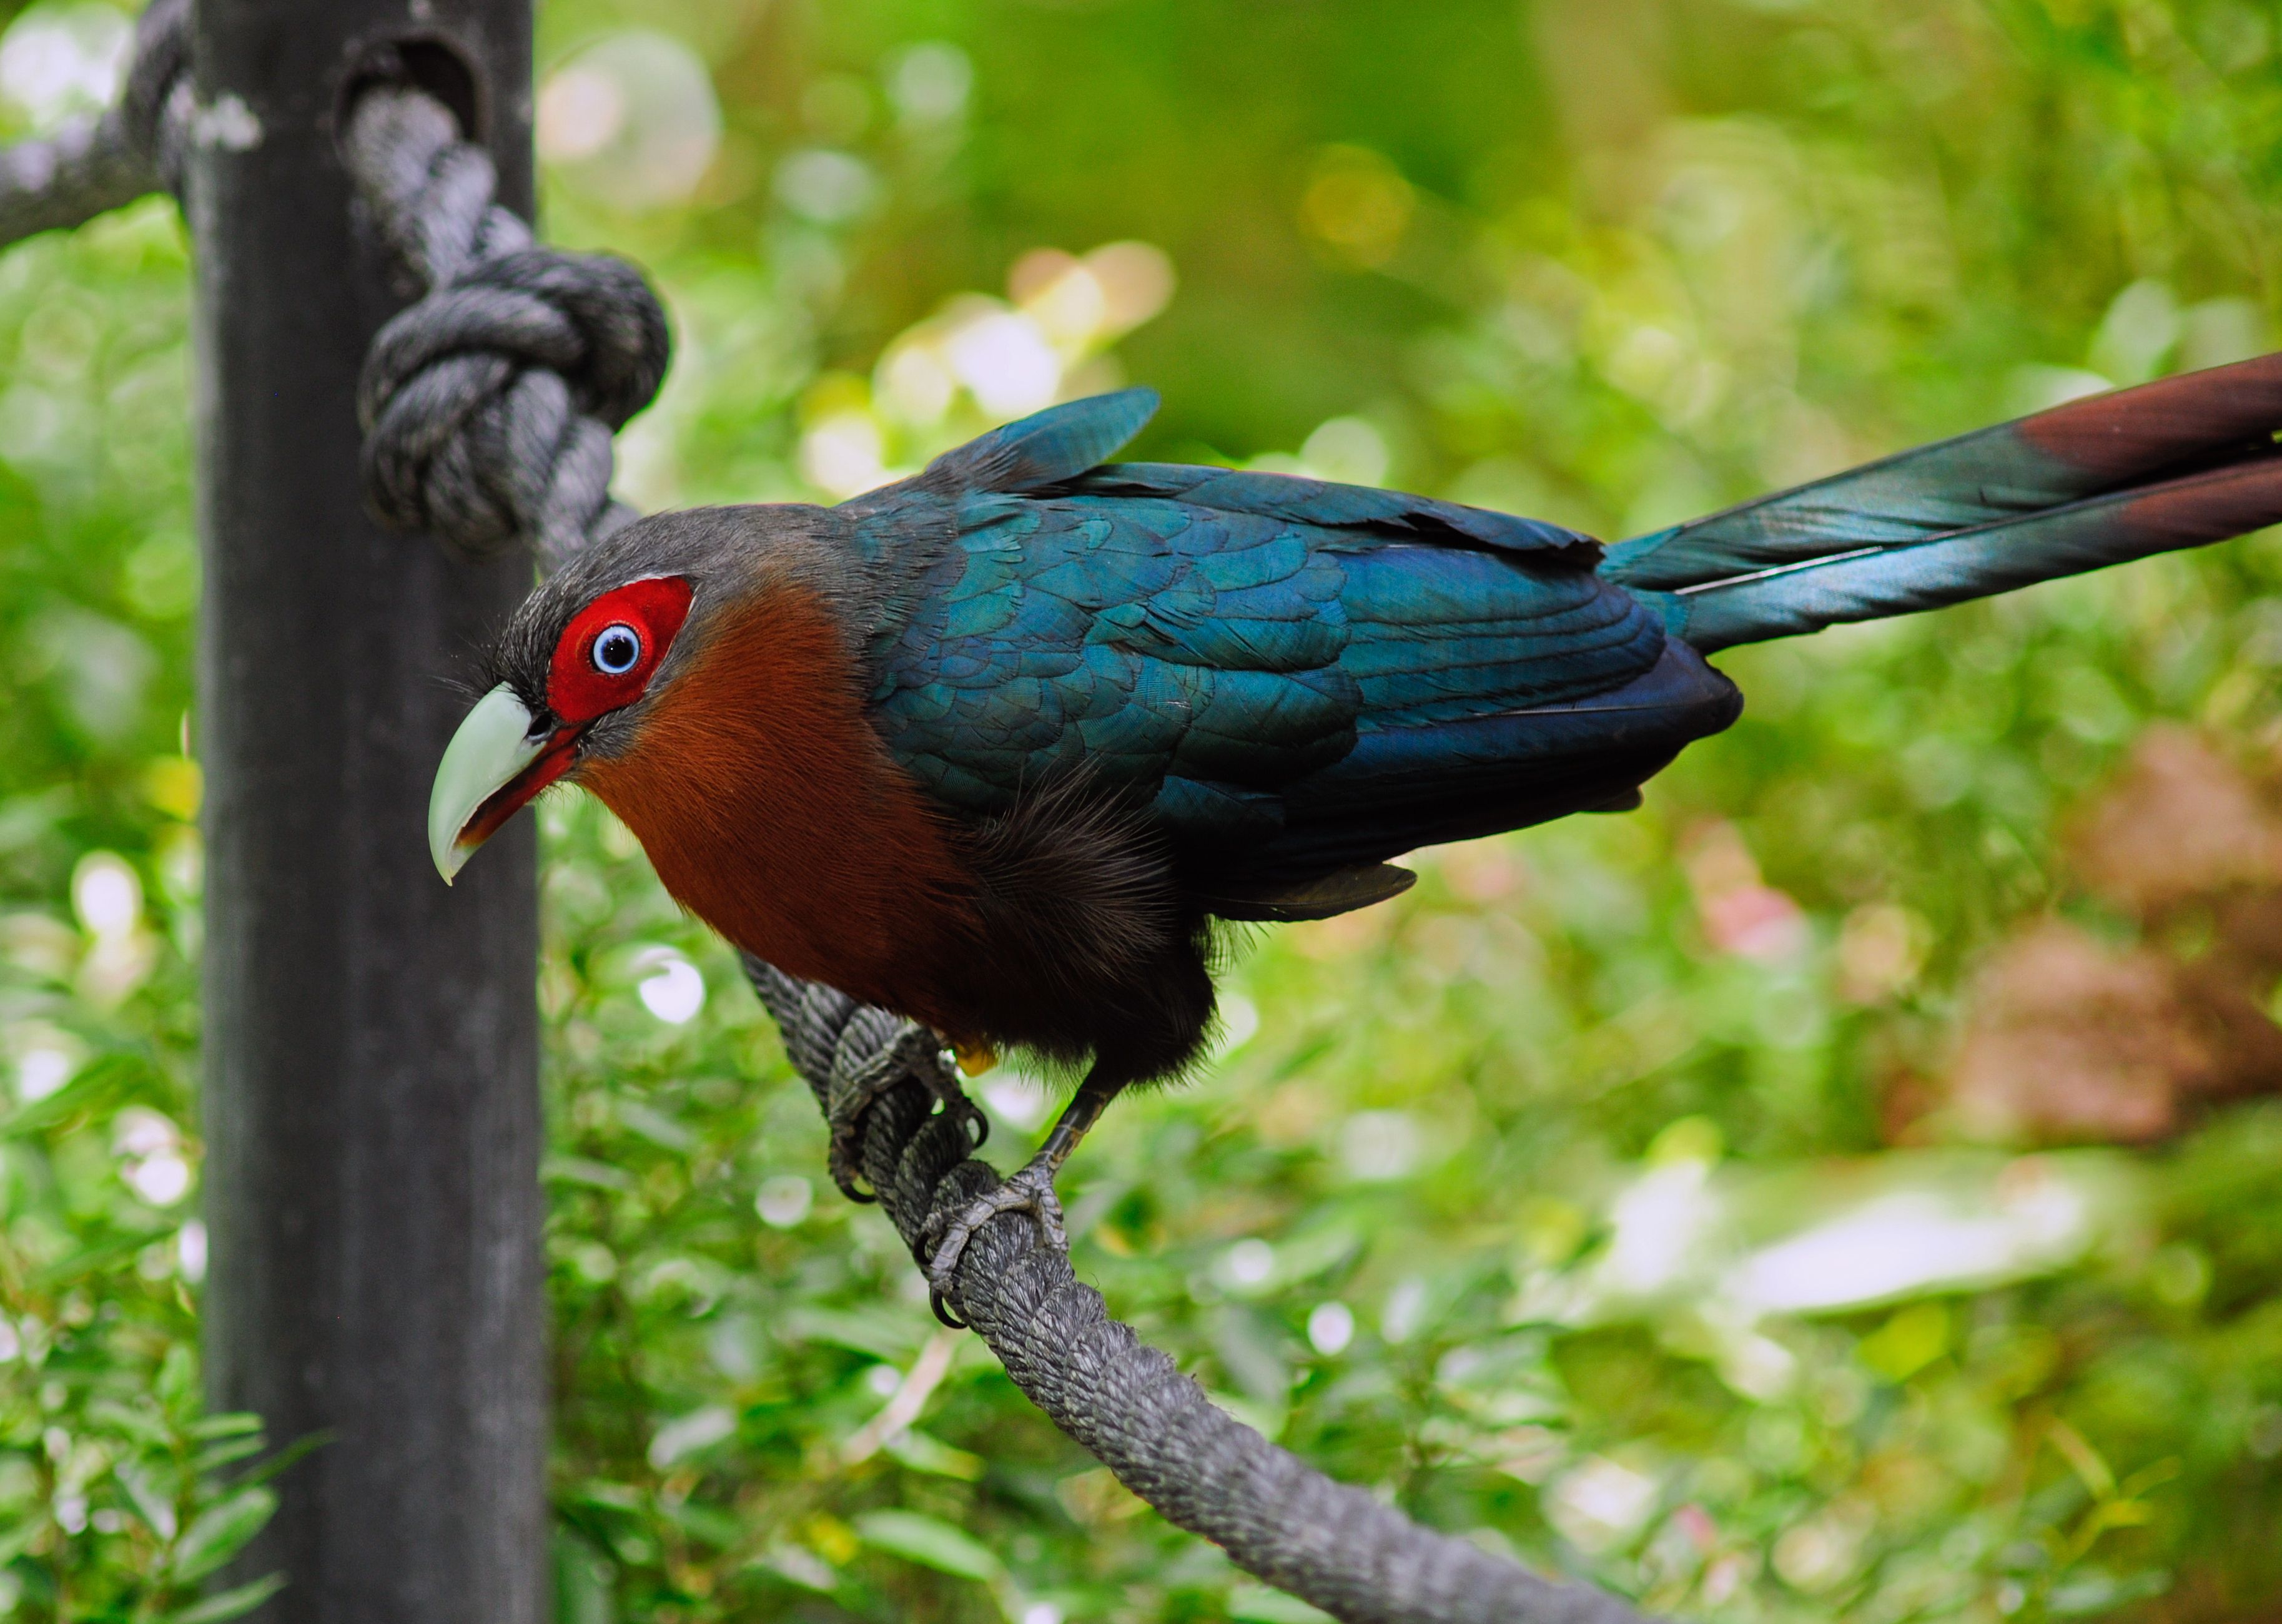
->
xmin=170 ymin=1486 xmax=278 ymax=1584
xmin=165 ymin=1574 xmax=287 ymax=1624
xmin=1229 ymin=1583 xmax=1336 ymax=1623
xmin=854 ymin=1508 xmax=1002 ymax=1582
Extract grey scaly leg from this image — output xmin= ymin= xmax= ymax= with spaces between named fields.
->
xmin=924 ymin=1069 xmax=1123 ymax=1317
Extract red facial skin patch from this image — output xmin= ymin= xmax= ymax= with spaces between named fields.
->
xmin=548 ymin=576 xmax=695 ymax=724
xmin=448 ymin=577 xmax=698 ymax=857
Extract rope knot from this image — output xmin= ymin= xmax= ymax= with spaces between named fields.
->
xmin=357 ymin=246 xmax=669 ymax=561
xmin=347 ymin=85 xmax=671 ymax=565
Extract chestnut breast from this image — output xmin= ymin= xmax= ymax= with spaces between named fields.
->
xmin=575 ymin=586 xmax=979 ymax=1019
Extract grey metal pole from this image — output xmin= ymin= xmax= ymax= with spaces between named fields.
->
xmin=187 ymin=5 xmax=544 ymax=1622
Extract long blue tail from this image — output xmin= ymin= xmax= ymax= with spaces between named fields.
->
xmin=1602 ymin=354 xmax=2282 ymax=651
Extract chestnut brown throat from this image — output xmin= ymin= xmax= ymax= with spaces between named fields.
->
xmin=575 ymin=584 xmax=979 ymax=1027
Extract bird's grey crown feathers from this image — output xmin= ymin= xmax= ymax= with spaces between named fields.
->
xmin=477 ymin=502 xmax=861 ymax=746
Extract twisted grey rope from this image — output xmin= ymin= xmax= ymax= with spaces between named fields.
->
xmin=0 ymin=0 xmax=188 ymax=249
xmin=333 ymin=62 xmax=1654 ymax=1624
xmin=344 ymin=82 xmax=668 ymax=569
xmin=744 ymin=958 xmax=1652 ymax=1624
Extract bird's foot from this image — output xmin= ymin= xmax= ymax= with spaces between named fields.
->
xmin=825 ymin=1025 xmax=987 ymax=1203
xmin=923 ymin=1153 xmax=1068 ymax=1324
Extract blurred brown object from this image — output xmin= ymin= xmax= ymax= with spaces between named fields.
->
xmin=1909 ymin=727 xmax=2282 ymax=1144
xmin=2068 ymin=724 xmax=2282 ymax=912
xmin=1945 ymin=922 xmax=2218 ymax=1142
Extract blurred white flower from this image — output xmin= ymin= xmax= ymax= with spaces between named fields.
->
xmin=0 ymin=5 xmax=128 ymax=131
xmin=73 ymin=850 xmax=155 ymax=1005
xmin=538 ymin=32 xmax=721 ymax=210
xmin=1306 ymin=1301 xmax=1355 ymax=1356
xmin=1714 ymin=1328 xmax=1799 ymax=1400
xmin=1773 ymin=1505 xmax=1871 ymax=1592
xmin=536 ymin=65 xmax=625 ymax=162
xmin=1547 ymin=1456 xmax=1660 ymax=1552
xmin=946 ymin=310 xmax=1060 ymax=416
xmin=1724 ymin=1173 xmax=2093 ymax=1315
xmin=2181 ymin=295 xmax=2268 ymax=370
xmin=1221 ymin=1238 xmax=1275 ymax=1289
xmin=1338 ymin=1109 xmax=1421 ymax=1181
xmin=877 ymin=343 xmax=959 ymax=425
xmin=2089 ymin=278 xmax=2180 ymax=386
xmin=114 ymin=1107 xmax=191 ymax=1206
xmin=1008 ymin=242 xmax=1175 ymax=357
xmin=633 ymin=948 xmax=704 ymax=1024
xmin=806 ymin=240 xmax=1174 ymax=503
xmin=799 ymin=410 xmax=889 ymax=500
xmin=886 ymin=42 xmax=972 ymax=125
xmin=1217 ymin=990 xmax=1260 ymax=1052
xmin=1014 ymin=254 xmax=1109 ymax=349
xmin=776 ymin=149 xmax=878 ymax=224
xmin=1083 ymin=242 xmax=1177 ymax=330
xmin=2007 ymin=363 xmax=2112 ymax=416
xmin=127 ymin=1152 xmax=190 ymax=1206
xmin=858 ymin=241 xmax=1173 ymax=470
xmin=72 ymin=850 xmax=139 ymax=938
xmin=980 ymin=1073 xmax=1050 ymax=1131
xmin=113 ymin=1106 xmax=174 ymax=1160
xmin=14 ymin=1037 xmax=77 ymax=1103
xmin=755 ymin=1174 xmax=813 ymax=1229
xmin=1302 ymin=416 xmax=1390 ymax=486
xmin=1594 ymin=1158 xmax=1719 ymax=1299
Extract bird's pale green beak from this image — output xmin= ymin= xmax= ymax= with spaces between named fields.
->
xmin=428 ymin=684 xmax=578 ymax=883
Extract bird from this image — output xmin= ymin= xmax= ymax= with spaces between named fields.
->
xmin=430 ymin=355 xmax=2282 ymax=1296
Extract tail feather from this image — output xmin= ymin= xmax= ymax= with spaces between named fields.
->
xmin=1664 ymin=452 xmax=2282 ymax=651
xmin=1601 ymin=353 xmax=2282 ymax=646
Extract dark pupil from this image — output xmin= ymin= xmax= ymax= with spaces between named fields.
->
xmin=595 ymin=627 xmax=641 ymax=674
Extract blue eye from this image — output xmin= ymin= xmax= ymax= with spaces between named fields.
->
xmin=591 ymin=624 xmax=642 ymax=676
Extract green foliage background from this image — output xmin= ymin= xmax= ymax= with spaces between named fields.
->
xmin=2 ymin=0 xmax=2282 ymax=1620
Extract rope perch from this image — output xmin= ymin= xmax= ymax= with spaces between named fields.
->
xmin=746 ymin=960 xmax=1655 ymax=1624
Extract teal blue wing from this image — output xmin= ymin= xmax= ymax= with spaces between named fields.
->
xmin=1067 ymin=461 xmax=1601 ymax=560
xmin=867 ymin=490 xmax=1357 ymax=820
xmin=861 ymin=401 xmax=1736 ymax=892
xmin=917 ymin=387 xmax=1162 ymax=496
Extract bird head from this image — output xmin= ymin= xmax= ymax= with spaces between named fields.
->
xmin=427 ymin=504 xmax=846 ymax=883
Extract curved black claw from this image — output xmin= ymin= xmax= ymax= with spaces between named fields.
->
xmin=924 ymin=1155 xmax=1070 ymax=1311
xmin=824 ymin=1025 xmax=987 ymax=1203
